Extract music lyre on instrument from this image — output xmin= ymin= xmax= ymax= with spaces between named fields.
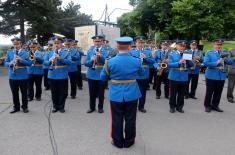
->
xmin=49 ymin=49 xmax=59 ymax=70
xmin=92 ymin=47 xmax=100 ymax=70
xmin=12 ymin=50 xmax=19 ymax=73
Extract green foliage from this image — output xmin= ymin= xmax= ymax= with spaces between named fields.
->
xmin=0 ymin=0 xmax=93 ymax=44
xmin=118 ymin=0 xmax=235 ymax=40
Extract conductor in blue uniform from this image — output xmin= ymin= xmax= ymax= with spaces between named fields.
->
xmin=100 ymin=36 xmax=144 ymax=148
xmin=4 ymin=37 xmax=32 ymax=113
xmin=203 ymin=39 xmax=234 ymax=112
xmin=168 ymin=40 xmax=193 ymax=113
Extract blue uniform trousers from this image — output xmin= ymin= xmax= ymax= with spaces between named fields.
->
xmin=50 ymin=79 xmax=68 ymax=110
xmin=186 ymin=74 xmax=199 ymax=97
xmin=9 ymin=79 xmax=28 ymax=110
xmin=28 ymin=74 xmax=43 ymax=100
xmin=204 ymin=79 xmax=225 ymax=108
xmin=110 ymin=99 xmax=138 ymax=148
xmin=169 ymin=80 xmax=187 ymax=110
xmin=88 ymin=79 xmax=105 ymax=110
xmin=156 ymin=72 xmax=169 ymax=98
xmin=76 ymin=64 xmax=83 ymax=89
xmin=68 ymin=71 xmax=78 ymax=97
xmin=43 ymin=69 xmax=50 ymax=89
xmin=137 ymin=79 xmax=148 ymax=110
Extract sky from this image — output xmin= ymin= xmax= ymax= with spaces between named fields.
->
xmin=0 ymin=0 xmax=133 ymax=45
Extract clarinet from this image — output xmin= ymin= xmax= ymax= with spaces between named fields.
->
xmin=92 ymin=47 xmax=99 ymax=70
xmin=49 ymin=49 xmax=59 ymax=70
xmin=12 ymin=50 xmax=19 ymax=73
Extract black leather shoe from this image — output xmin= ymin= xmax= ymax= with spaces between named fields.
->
xmin=28 ymin=98 xmax=33 ymax=102
xmin=124 ymin=141 xmax=135 ymax=148
xmin=111 ymin=141 xmax=123 ymax=148
xmin=10 ymin=109 xmax=20 ymax=114
xmin=52 ymin=109 xmax=58 ymax=113
xmin=170 ymin=108 xmax=175 ymax=113
xmin=212 ymin=107 xmax=223 ymax=112
xmin=156 ymin=96 xmax=160 ymax=99
xmin=228 ymin=99 xmax=234 ymax=103
xmin=191 ymin=96 xmax=197 ymax=99
xmin=165 ymin=96 xmax=169 ymax=99
xmin=139 ymin=109 xmax=147 ymax=113
xmin=44 ymin=87 xmax=50 ymax=90
xmin=98 ymin=109 xmax=104 ymax=113
xmin=184 ymin=95 xmax=189 ymax=99
xmin=23 ymin=109 xmax=29 ymax=113
xmin=59 ymin=109 xmax=65 ymax=113
xmin=87 ymin=109 xmax=95 ymax=113
xmin=205 ymin=107 xmax=211 ymax=113
xmin=78 ymin=87 xmax=83 ymax=90
xmin=176 ymin=109 xmax=184 ymax=113
xmin=71 ymin=96 xmax=76 ymax=99
xmin=36 ymin=98 xmax=41 ymax=101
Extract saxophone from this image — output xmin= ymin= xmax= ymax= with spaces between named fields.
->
xmin=157 ymin=49 xmax=168 ymax=76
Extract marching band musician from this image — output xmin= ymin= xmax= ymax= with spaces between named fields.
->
xmin=100 ymin=36 xmax=145 ymax=148
xmin=64 ymin=39 xmax=80 ymax=99
xmin=4 ymin=37 xmax=32 ymax=113
xmin=129 ymin=36 xmax=155 ymax=113
xmin=168 ymin=40 xmax=194 ymax=113
xmin=27 ymin=41 xmax=44 ymax=101
xmin=145 ymin=39 xmax=156 ymax=90
xmin=72 ymin=40 xmax=84 ymax=90
xmin=185 ymin=40 xmax=203 ymax=99
xmin=44 ymin=37 xmax=71 ymax=113
xmin=203 ymin=39 xmax=234 ymax=113
xmin=85 ymin=35 xmax=108 ymax=114
xmin=154 ymin=40 xmax=170 ymax=99
xmin=43 ymin=40 xmax=53 ymax=90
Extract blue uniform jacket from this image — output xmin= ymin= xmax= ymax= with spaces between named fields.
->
xmin=100 ymin=53 xmax=144 ymax=102
xmin=44 ymin=48 xmax=71 ymax=79
xmin=204 ymin=50 xmax=233 ymax=80
xmin=154 ymin=49 xmax=170 ymax=73
xmin=27 ymin=50 xmax=44 ymax=75
xmin=4 ymin=48 xmax=32 ymax=80
xmin=188 ymin=49 xmax=203 ymax=74
xmin=67 ymin=47 xmax=80 ymax=72
xmin=168 ymin=50 xmax=194 ymax=81
xmin=43 ymin=50 xmax=51 ymax=69
xmin=74 ymin=47 xmax=84 ymax=65
xmin=129 ymin=48 xmax=155 ymax=79
xmin=85 ymin=46 xmax=109 ymax=80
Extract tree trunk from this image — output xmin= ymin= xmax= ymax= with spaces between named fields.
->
xmin=20 ymin=16 xmax=25 ymax=43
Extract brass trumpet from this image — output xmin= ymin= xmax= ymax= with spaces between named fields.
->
xmin=92 ymin=47 xmax=100 ymax=70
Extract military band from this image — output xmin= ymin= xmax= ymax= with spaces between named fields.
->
xmin=168 ymin=40 xmax=194 ymax=113
xmin=129 ymin=36 xmax=155 ymax=113
xmin=85 ymin=35 xmax=108 ymax=113
xmin=27 ymin=41 xmax=44 ymax=101
xmin=154 ymin=40 xmax=170 ymax=99
xmin=5 ymin=37 xmax=32 ymax=113
xmin=44 ymin=37 xmax=71 ymax=113
xmin=185 ymin=40 xmax=202 ymax=99
xmin=3 ymin=34 xmax=235 ymax=150
xmin=203 ymin=39 xmax=234 ymax=112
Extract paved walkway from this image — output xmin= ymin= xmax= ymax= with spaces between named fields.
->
xmin=0 ymin=75 xmax=235 ymax=155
